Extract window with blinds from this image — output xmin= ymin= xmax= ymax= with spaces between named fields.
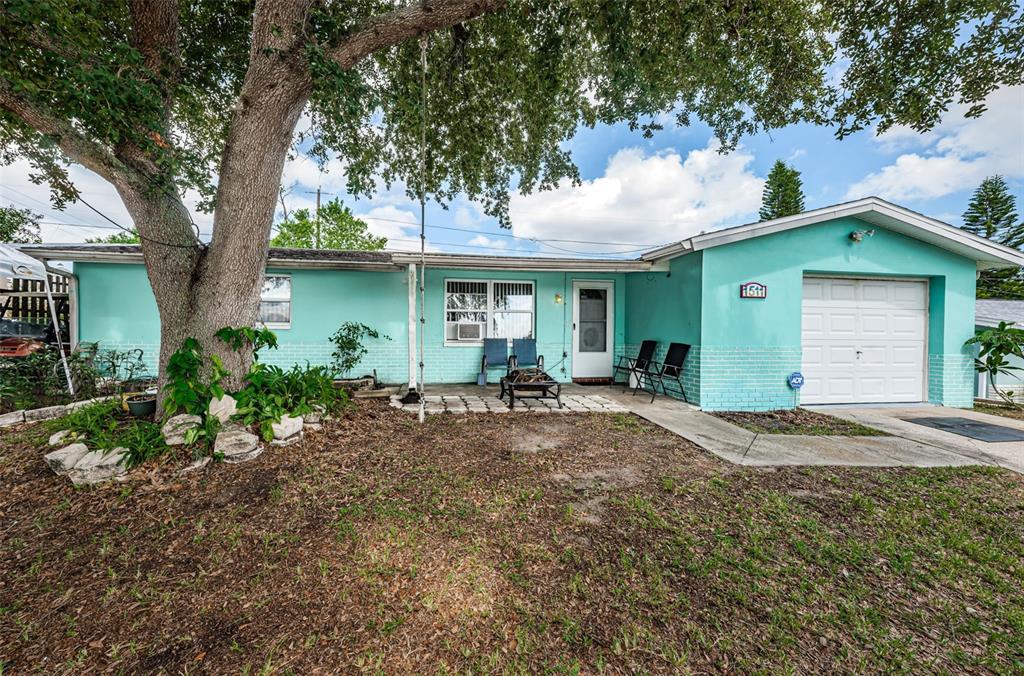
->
xmin=445 ymin=279 xmax=534 ymax=343
xmin=259 ymin=275 xmax=291 ymax=328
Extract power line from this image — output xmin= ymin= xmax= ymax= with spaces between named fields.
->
xmin=384 ymin=236 xmax=639 ymax=258
xmin=74 ymin=196 xmax=201 ymax=250
xmin=352 ymin=214 xmax=670 ymax=250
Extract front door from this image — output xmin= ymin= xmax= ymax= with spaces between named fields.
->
xmin=572 ymin=281 xmax=614 ymax=379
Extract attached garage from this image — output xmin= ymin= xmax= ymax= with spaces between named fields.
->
xmin=635 ymin=197 xmax=1024 ymax=411
xmin=801 ymin=277 xmax=927 ymax=404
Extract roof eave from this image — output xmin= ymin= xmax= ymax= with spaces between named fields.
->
xmin=390 ymin=252 xmax=655 ymax=272
xmin=18 ymin=246 xmax=401 ymax=270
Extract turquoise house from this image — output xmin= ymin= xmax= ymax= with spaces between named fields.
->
xmin=24 ymin=198 xmax=1024 ymax=411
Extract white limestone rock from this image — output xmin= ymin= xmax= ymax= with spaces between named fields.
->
xmin=24 ymin=404 xmax=69 ymax=422
xmin=45 ymin=442 xmax=91 ymax=475
xmin=207 ymin=394 xmax=238 ymax=424
xmin=67 ymin=448 xmax=129 ymax=485
xmin=0 ymin=410 xmax=25 ymax=427
xmin=178 ymin=456 xmax=212 ymax=474
xmin=271 ymin=414 xmax=303 ymax=441
xmin=48 ymin=429 xmax=72 ymax=446
xmin=214 ymin=428 xmax=262 ymax=464
xmin=271 ymin=431 xmax=304 ymax=447
xmin=67 ymin=396 xmax=116 ymax=411
xmin=161 ymin=414 xmax=202 ymax=446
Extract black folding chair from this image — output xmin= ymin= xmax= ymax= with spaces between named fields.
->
xmin=613 ymin=340 xmax=657 ymax=392
xmin=640 ymin=342 xmax=691 ymax=403
xmin=510 ymin=338 xmax=544 ymax=371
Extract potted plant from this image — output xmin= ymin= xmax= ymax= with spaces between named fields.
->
xmin=125 ymin=392 xmax=157 ymax=417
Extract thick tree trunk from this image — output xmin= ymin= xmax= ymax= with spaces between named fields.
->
xmin=110 ymin=1 xmax=315 ymax=411
xmin=115 ymin=186 xmax=261 ymax=409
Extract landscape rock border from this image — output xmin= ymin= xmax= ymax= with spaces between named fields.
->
xmin=1 ymin=396 xmax=118 ymax=429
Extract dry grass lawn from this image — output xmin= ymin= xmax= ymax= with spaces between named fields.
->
xmin=1 ymin=402 xmax=1023 ymax=673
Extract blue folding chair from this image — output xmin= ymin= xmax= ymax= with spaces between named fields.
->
xmin=479 ymin=338 xmax=511 ymax=384
xmin=510 ymin=338 xmax=544 ymax=371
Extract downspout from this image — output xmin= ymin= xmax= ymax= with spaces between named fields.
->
xmin=65 ymin=266 xmax=79 ymax=348
xmin=400 ymin=263 xmax=422 ymax=404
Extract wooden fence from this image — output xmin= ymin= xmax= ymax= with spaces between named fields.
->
xmin=0 ymin=274 xmax=70 ymax=325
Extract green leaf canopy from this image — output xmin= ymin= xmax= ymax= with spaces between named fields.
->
xmin=3 ymin=0 xmax=1021 ymax=223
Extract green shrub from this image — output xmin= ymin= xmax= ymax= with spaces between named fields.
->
xmin=234 ymin=363 xmax=346 ymax=441
xmin=162 ymin=329 xmax=345 ymax=443
xmin=51 ymin=400 xmax=167 ymax=469
xmin=966 ymin=321 xmax=1024 ymax=407
xmin=162 ymin=338 xmax=229 ymax=416
xmin=329 ymin=322 xmax=390 ymax=376
xmin=0 ymin=348 xmax=99 ymax=412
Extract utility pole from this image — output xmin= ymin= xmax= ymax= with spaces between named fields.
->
xmin=315 ymin=186 xmax=322 ymax=249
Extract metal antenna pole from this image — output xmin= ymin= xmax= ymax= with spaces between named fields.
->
xmin=417 ymin=36 xmax=428 ymax=424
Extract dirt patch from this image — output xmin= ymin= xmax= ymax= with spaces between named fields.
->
xmin=712 ymin=408 xmax=889 ymax=436
xmin=512 ymin=426 xmax=566 ymax=454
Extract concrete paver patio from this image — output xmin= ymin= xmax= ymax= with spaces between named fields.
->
xmin=389 ymin=384 xmax=628 ymax=414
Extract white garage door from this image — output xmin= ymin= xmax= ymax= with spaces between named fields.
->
xmin=801 ymin=277 xmax=927 ymax=405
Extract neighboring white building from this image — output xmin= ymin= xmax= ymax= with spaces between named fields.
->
xmin=975 ymin=299 xmax=1024 ymax=399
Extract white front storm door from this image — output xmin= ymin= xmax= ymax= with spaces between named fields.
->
xmin=572 ymin=281 xmax=614 ymax=378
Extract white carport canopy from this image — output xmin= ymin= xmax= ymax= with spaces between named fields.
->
xmin=0 ymin=244 xmax=74 ymax=395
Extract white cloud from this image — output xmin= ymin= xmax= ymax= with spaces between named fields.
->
xmin=355 ymin=205 xmax=439 ymax=252
xmin=467 ymin=234 xmax=511 ymax=250
xmin=508 ymin=141 xmax=764 ymax=253
xmin=0 ymin=158 xmax=214 ymax=243
xmin=845 ymin=86 xmax=1024 ymax=201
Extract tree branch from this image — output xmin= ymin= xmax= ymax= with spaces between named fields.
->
xmin=329 ymin=0 xmax=507 ymax=69
xmin=129 ymin=0 xmax=181 ymax=119
xmin=0 ymin=79 xmax=145 ymax=190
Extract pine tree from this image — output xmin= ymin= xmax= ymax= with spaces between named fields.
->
xmin=962 ymin=176 xmax=1024 ymax=299
xmin=759 ymin=160 xmax=806 ymax=221
xmin=962 ymin=176 xmax=1020 ymax=244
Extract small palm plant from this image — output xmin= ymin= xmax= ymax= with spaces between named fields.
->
xmin=965 ymin=321 xmax=1024 ymax=408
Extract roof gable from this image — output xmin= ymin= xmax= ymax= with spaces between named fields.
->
xmin=642 ymin=197 xmax=1024 ymax=271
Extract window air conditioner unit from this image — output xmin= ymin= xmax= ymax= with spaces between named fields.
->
xmin=457 ymin=323 xmax=484 ymax=341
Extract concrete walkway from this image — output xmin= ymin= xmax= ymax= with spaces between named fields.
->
xmin=813 ymin=404 xmax=1024 ymax=474
xmin=600 ymin=390 xmax=1019 ymax=472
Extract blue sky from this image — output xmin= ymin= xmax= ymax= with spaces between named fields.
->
xmin=3 ymin=85 xmax=1021 ymax=257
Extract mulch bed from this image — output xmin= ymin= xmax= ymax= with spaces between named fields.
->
xmin=1 ymin=402 xmax=1021 ymax=672
xmin=712 ymin=407 xmax=889 ymax=436
xmin=974 ymin=401 xmax=1024 ymax=420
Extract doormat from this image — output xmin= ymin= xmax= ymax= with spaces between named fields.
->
xmin=903 ymin=417 xmax=1024 ymax=443
xmin=572 ymin=378 xmax=614 ymax=386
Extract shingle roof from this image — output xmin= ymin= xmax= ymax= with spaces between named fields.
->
xmin=976 ymin=299 xmax=1024 ymax=327
xmin=17 ymin=243 xmax=396 ymax=267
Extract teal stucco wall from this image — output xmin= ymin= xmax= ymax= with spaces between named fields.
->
xmin=694 ymin=216 xmax=977 ymax=410
xmin=74 ymin=262 xmax=627 ymax=386
xmin=624 ymin=253 xmax=702 ymax=403
xmin=74 ymin=263 xmax=408 ymax=382
xmin=421 ymin=269 xmax=626 ymax=383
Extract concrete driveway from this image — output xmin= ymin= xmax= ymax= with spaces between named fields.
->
xmin=813 ymin=404 xmax=1024 ymax=474
xmin=602 ymin=389 xmax=1022 ymax=473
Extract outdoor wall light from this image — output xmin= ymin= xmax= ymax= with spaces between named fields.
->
xmin=849 ymin=229 xmax=875 ymax=243
xmin=554 ymin=293 xmax=563 ymax=304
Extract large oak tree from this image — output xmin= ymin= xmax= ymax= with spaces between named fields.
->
xmin=2 ymin=0 xmax=1021 ymax=394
